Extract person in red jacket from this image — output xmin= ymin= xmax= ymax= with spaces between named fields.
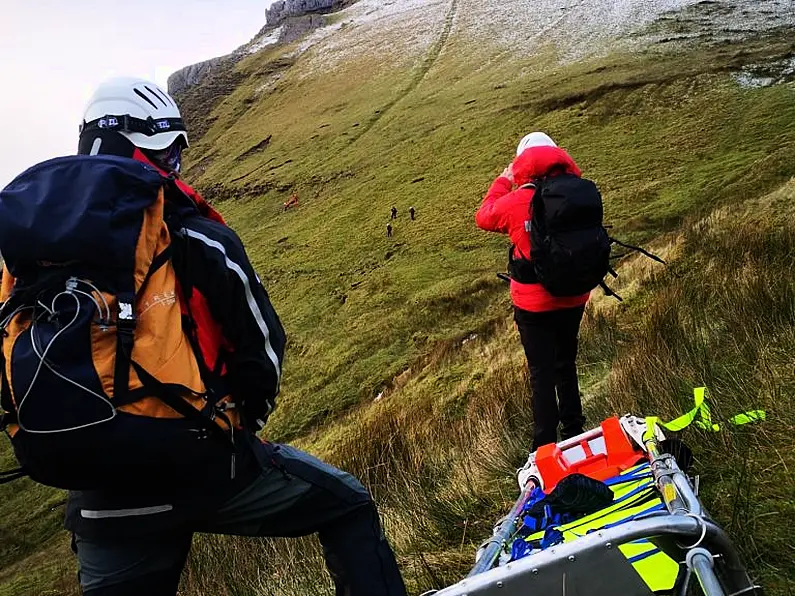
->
xmin=476 ymin=132 xmax=590 ymax=450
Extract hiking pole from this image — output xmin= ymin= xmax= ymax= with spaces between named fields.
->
xmin=468 ymin=476 xmax=539 ymax=576
xmin=610 ymin=238 xmax=666 ymax=265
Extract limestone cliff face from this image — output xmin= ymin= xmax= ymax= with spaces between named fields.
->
xmin=168 ymin=56 xmax=231 ymax=97
xmin=265 ymin=0 xmax=339 ymax=26
xmin=280 ymin=14 xmax=327 ymax=43
xmin=169 ymin=0 xmax=356 ymax=96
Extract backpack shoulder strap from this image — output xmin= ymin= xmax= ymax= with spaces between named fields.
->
xmin=528 ymin=177 xmax=549 ymax=227
xmin=161 ymin=218 xmax=231 ymax=407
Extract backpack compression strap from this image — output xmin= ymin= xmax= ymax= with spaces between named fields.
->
xmin=610 ymin=238 xmax=666 ymax=265
xmin=0 ymin=467 xmax=27 ymax=485
xmin=600 ymin=239 xmax=665 ymax=301
xmin=109 ymin=244 xmax=224 ymax=426
xmin=112 ymin=245 xmax=173 ymax=402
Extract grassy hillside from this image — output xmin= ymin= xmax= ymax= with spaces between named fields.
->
xmin=1 ymin=1 xmax=794 ymax=594
xmin=183 ymin=25 xmax=795 ymax=446
xmin=179 ymin=23 xmax=795 ymax=593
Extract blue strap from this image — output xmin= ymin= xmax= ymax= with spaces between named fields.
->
xmin=564 ymin=489 xmax=660 ymax=535
xmin=626 ymin=546 xmax=662 ymax=564
xmin=601 ymin=481 xmax=656 ymax=507
xmin=540 ymin=527 xmax=565 ymax=549
xmin=604 ymin=473 xmax=653 ymax=487
xmin=599 ymin=503 xmax=666 ymax=531
xmin=522 ymin=480 xmax=657 ymax=536
xmin=511 ymin=537 xmax=535 ymax=560
xmin=603 ymin=466 xmax=653 ymax=486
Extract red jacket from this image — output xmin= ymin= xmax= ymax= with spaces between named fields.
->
xmin=475 ymin=145 xmax=590 ymax=312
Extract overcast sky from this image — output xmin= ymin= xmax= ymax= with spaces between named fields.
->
xmin=0 ymin=0 xmax=272 ymax=188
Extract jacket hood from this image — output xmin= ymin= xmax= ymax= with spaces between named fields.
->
xmin=132 ymin=148 xmax=226 ymax=225
xmin=512 ymin=145 xmax=581 ymax=186
xmin=76 ymin=129 xmax=225 ymax=225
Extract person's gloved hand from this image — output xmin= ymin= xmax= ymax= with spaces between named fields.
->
xmin=501 ymin=163 xmax=515 ymax=184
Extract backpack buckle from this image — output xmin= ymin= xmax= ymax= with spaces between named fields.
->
xmin=118 ymin=302 xmax=134 ymax=320
xmin=117 ymin=302 xmax=136 ymax=334
xmin=145 ymin=116 xmax=158 ymax=135
xmin=0 ymin=409 xmax=12 ymax=432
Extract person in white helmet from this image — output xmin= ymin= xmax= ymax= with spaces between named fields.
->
xmin=20 ymin=77 xmax=407 ymax=596
xmin=475 ymin=132 xmax=590 ymax=451
xmin=78 ymin=77 xmax=187 ymax=171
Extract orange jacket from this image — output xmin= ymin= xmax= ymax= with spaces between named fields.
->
xmin=475 ymin=145 xmax=591 ymax=312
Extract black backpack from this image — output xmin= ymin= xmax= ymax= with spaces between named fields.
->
xmin=507 ymin=174 xmax=663 ymax=299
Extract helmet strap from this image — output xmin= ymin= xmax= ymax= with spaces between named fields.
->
xmin=79 ymin=114 xmax=186 ymax=137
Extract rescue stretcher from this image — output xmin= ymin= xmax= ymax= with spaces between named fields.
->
xmin=428 ymin=415 xmax=761 ymax=596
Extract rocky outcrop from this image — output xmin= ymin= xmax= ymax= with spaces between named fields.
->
xmin=280 ymin=14 xmax=327 ymax=44
xmin=168 ymin=56 xmax=232 ymax=96
xmin=265 ymin=0 xmax=338 ymax=26
xmin=169 ymin=64 xmax=246 ymax=142
xmin=169 ymin=0 xmax=357 ymax=96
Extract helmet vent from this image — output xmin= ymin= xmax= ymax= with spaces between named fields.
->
xmin=133 ymin=87 xmax=159 ymax=110
xmin=145 ymin=85 xmax=170 ymax=108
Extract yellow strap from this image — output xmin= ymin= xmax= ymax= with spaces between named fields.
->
xmin=643 ymin=387 xmax=765 ymax=441
xmin=728 ymin=410 xmax=767 ymax=425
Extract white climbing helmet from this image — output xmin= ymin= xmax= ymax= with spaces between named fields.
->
xmin=80 ymin=77 xmax=189 ymax=150
xmin=516 ymin=131 xmax=557 ymax=156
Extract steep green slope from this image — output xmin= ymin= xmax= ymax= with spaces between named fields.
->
xmin=2 ymin=1 xmax=794 ymax=594
xmin=181 ymin=26 xmax=795 ymax=444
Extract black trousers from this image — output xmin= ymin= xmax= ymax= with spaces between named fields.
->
xmin=514 ymin=305 xmax=586 ymax=451
xmin=74 ymin=443 xmax=407 ymax=596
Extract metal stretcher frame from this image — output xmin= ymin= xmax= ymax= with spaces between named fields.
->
xmin=431 ymin=419 xmax=761 ymax=596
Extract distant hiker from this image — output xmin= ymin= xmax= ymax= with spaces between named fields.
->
xmin=283 ymin=192 xmax=299 ymax=211
xmin=391 ymin=206 xmax=398 ymax=219
xmin=0 ymin=77 xmax=407 ymax=596
xmin=387 ymin=222 xmax=393 ymax=237
xmin=475 ymin=132 xmax=592 ymax=451
xmin=409 ymin=206 xmax=415 ymax=220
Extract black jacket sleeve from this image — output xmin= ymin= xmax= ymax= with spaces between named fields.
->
xmin=175 ymin=215 xmax=286 ymax=428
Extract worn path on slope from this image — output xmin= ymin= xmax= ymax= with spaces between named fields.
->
xmin=345 ymin=0 xmax=460 ymax=147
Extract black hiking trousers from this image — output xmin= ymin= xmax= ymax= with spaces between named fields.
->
xmin=72 ymin=442 xmax=407 ymax=596
xmin=514 ymin=304 xmax=586 ymax=451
